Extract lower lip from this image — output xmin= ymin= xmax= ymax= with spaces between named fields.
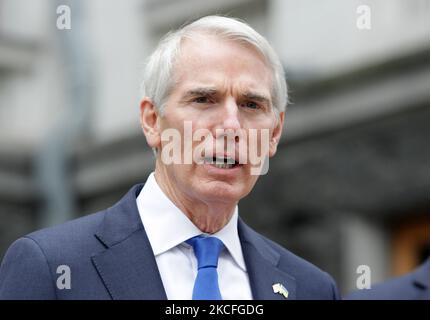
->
xmin=202 ymin=163 xmax=243 ymax=177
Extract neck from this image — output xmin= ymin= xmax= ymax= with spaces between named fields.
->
xmin=154 ymin=164 xmax=236 ymax=234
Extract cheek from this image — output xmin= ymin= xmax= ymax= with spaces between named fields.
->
xmin=241 ymin=175 xmax=259 ymax=197
xmin=169 ymin=165 xmax=194 ymax=186
xmin=243 ymin=127 xmax=273 ymax=156
xmin=256 ymin=118 xmax=276 ymax=145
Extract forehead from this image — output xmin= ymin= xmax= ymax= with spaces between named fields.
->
xmin=172 ymin=34 xmax=273 ymax=94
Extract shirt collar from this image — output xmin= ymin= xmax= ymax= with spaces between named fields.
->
xmin=136 ymin=172 xmax=247 ymax=271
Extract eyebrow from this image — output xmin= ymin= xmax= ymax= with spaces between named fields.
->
xmin=181 ymin=87 xmax=271 ymax=105
xmin=242 ymin=91 xmax=271 ymax=105
xmin=182 ymin=87 xmax=218 ymax=99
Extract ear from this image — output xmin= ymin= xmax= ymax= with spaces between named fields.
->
xmin=269 ymin=111 xmax=284 ymax=157
xmin=140 ymin=97 xmax=161 ymax=150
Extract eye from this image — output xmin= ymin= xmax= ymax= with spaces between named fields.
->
xmin=241 ymin=101 xmax=259 ymax=109
xmin=193 ymin=96 xmax=210 ymax=103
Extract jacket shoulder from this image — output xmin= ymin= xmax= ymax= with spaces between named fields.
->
xmin=345 ymin=273 xmax=416 ymax=300
xmin=253 ymin=231 xmax=340 ymax=299
xmin=0 ymin=210 xmax=108 ymax=299
xmin=26 ymin=210 xmax=106 ymax=250
xmin=0 ymin=237 xmax=57 ymax=299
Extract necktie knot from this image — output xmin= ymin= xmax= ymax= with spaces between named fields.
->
xmin=186 ymin=235 xmax=224 ymax=269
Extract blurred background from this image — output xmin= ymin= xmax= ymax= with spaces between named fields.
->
xmin=1 ymin=0 xmax=430 ymax=296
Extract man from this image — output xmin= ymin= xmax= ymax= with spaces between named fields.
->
xmin=0 ymin=16 xmax=339 ymax=300
xmin=346 ymin=257 xmax=430 ymax=300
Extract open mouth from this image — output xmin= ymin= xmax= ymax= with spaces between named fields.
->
xmin=204 ymin=157 xmax=240 ymax=169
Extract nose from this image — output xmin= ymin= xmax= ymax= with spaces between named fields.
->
xmin=214 ymin=97 xmax=242 ymax=144
xmin=221 ymin=97 xmax=241 ymax=131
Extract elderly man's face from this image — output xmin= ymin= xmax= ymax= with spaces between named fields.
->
xmin=150 ymin=34 xmax=284 ymax=204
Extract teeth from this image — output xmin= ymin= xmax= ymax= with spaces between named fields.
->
xmin=215 ymin=157 xmax=235 ymax=164
xmin=203 ymin=157 xmax=214 ymax=164
xmin=204 ymin=157 xmax=236 ymax=164
xmin=203 ymin=157 xmax=237 ymax=168
xmin=213 ymin=163 xmax=235 ymax=169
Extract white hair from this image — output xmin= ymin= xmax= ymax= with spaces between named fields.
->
xmin=140 ymin=15 xmax=288 ymax=115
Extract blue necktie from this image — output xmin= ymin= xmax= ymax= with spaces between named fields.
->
xmin=186 ymin=235 xmax=224 ymax=300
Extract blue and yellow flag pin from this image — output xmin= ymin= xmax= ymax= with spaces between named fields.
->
xmin=272 ymin=283 xmax=289 ymax=299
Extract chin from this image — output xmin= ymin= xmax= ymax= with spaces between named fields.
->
xmin=194 ymin=180 xmax=249 ymax=203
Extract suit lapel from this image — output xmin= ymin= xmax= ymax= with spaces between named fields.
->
xmin=238 ymin=218 xmax=297 ymax=300
xmin=90 ymin=184 xmax=297 ymax=300
xmin=92 ymin=184 xmax=167 ymax=300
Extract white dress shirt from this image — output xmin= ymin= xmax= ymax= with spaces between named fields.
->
xmin=136 ymin=172 xmax=253 ymax=300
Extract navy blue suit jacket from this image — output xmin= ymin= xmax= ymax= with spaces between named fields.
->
xmin=346 ymin=258 xmax=430 ymax=300
xmin=0 ymin=184 xmax=339 ymax=300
